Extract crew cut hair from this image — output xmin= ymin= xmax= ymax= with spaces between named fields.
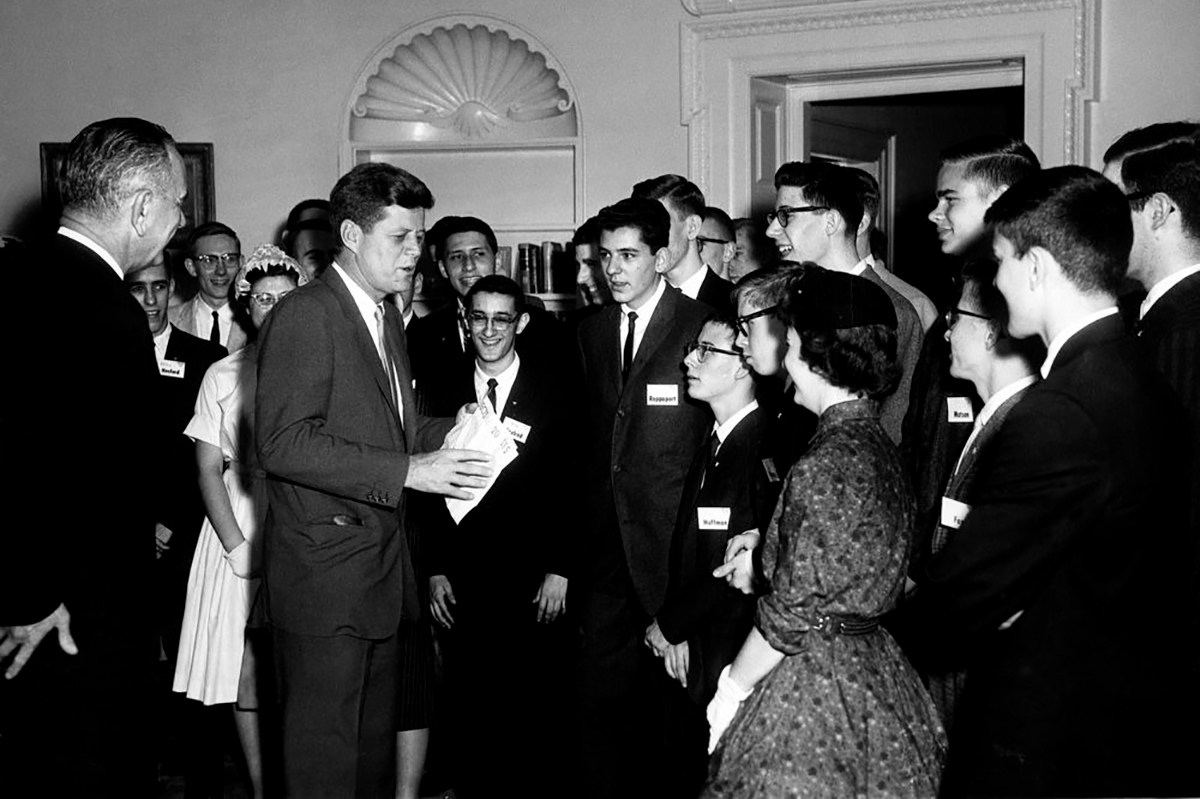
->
xmin=940 ymin=136 xmax=1041 ymax=195
xmin=58 ymin=117 xmax=176 ymax=220
xmin=631 ymin=174 xmax=706 ymax=219
xmin=1103 ymin=122 xmax=1200 ymax=240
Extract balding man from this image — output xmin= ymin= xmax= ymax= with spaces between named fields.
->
xmin=2 ymin=117 xmax=186 ymax=794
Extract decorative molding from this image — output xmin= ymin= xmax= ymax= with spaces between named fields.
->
xmin=681 ymin=0 xmax=1097 ymax=202
xmin=347 ymin=15 xmax=578 ymax=145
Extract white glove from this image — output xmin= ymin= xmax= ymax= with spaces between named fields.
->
xmin=706 ymin=664 xmax=752 ymax=754
xmin=224 ymin=539 xmax=254 ymax=578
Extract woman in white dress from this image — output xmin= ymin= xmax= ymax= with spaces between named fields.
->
xmin=173 ymin=244 xmax=305 ymax=797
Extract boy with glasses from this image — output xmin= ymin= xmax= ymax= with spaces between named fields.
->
xmin=169 ymin=221 xmax=250 ymax=350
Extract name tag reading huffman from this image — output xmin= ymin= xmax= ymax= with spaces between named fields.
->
xmin=646 ymin=384 xmax=679 ymax=406
xmin=698 ymin=507 xmax=731 ymax=530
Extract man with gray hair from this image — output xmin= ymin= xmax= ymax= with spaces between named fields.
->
xmin=2 ymin=117 xmax=186 ymax=794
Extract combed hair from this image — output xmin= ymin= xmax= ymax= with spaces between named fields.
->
xmin=941 ymin=136 xmax=1041 ymax=195
xmin=572 ymin=216 xmax=600 ymax=248
xmin=58 ymin=117 xmax=176 ymax=220
xmin=466 ymin=274 xmax=526 ymax=315
xmin=847 ymin=167 xmax=880 ymax=223
xmin=985 ymin=165 xmax=1132 ymax=296
xmin=187 ymin=221 xmax=240 ymax=255
xmin=329 ymin=163 xmax=434 ymax=251
xmin=731 ymin=261 xmax=807 ymax=310
xmin=595 ymin=197 xmax=671 ymax=254
xmin=702 ymin=206 xmax=734 ymax=239
xmin=631 ymin=174 xmax=706 ymax=219
xmin=773 ymin=162 xmax=863 ymax=240
xmin=1104 ymin=122 xmax=1200 ymax=241
xmin=430 ymin=216 xmax=498 ymax=259
xmin=790 ymin=322 xmax=900 ymax=401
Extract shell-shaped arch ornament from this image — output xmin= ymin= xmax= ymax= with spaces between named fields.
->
xmin=352 ymin=23 xmax=574 ymax=139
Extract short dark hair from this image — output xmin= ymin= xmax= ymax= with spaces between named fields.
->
xmin=285 ymin=199 xmax=330 ymax=231
xmin=985 ymin=165 xmax=1133 ymax=296
xmin=631 ymin=174 xmax=706 ymax=219
xmin=774 ymin=162 xmax=863 ymax=240
xmin=731 ymin=261 xmax=808 ymax=311
xmin=58 ymin=117 xmax=176 ymax=220
xmin=187 ymin=221 xmax=240 ymax=255
xmin=702 ymin=206 xmax=734 ymax=239
xmin=847 ymin=167 xmax=880 ymax=226
xmin=329 ymin=163 xmax=434 ymax=251
xmin=466 ymin=274 xmax=525 ymax=315
xmin=1103 ymin=121 xmax=1200 ymax=241
xmin=959 ymin=258 xmax=1046 ymax=367
xmin=940 ymin=136 xmax=1041 ymax=195
xmin=431 ymin=216 xmax=498 ymax=261
xmin=595 ymin=197 xmax=671 ymax=253
xmin=572 ymin=216 xmax=600 ymax=248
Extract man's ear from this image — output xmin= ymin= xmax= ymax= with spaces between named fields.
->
xmin=722 ymin=241 xmax=736 ymax=266
xmin=183 ymin=257 xmax=198 ymax=278
xmin=685 ymin=214 xmax=703 ymax=241
xmin=825 ymin=209 xmax=844 ymax=239
xmin=1026 ymin=245 xmax=1053 ymax=290
xmin=984 ymin=184 xmax=1010 ymax=209
xmin=856 ymin=212 xmax=872 ymax=239
xmin=1144 ymin=192 xmax=1178 ymax=232
xmin=515 ymin=311 xmax=531 ymax=335
xmin=130 ymin=187 xmax=154 ymax=238
xmin=414 ymin=271 xmax=424 ymax=297
xmin=654 ymin=246 xmax=672 ymax=274
xmin=339 ymin=219 xmax=362 ymax=257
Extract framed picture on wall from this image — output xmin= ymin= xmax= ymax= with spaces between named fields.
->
xmin=40 ymin=141 xmax=215 ymax=247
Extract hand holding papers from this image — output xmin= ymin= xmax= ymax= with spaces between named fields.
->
xmin=442 ymin=400 xmax=519 ymax=523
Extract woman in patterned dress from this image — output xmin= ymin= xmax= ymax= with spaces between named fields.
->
xmin=705 ymin=267 xmax=945 ymax=798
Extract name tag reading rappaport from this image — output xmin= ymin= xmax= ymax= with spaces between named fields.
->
xmin=646 ymin=384 xmax=679 ymax=406
xmin=940 ymin=496 xmax=972 ymax=529
xmin=158 ymin=359 xmax=186 ymax=378
xmin=946 ymin=396 xmax=975 ymax=423
xmin=698 ymin=507 xmax=731 ymax=531
xmin=503 ymin=417 xmax=531 ymax=444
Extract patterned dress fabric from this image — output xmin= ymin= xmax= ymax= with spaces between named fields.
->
xmin=705 ymin=399 xmax=946 ymax=798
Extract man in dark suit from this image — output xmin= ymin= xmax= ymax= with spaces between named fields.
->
xmin=895 ymin=167 xmax=1195 ymax=797
xmin=424 ymin=275 xmax=578 ymax=796
xmin=644 ymin=313 xmax=776 ymax=796
xmin=633 ymin=174 xmax=734 ymax=313
xmin=127 ymin=257 xmax=227 ymax=662
xmin=406 ymin=215 xmax=568 ymax=416
xmin=255 ymin=163 xmax=492 ymax=798
xmin=575 ymin=197 xmax=712 ymax=797
xmin=2 ymin=117 xmax=186 ymax=795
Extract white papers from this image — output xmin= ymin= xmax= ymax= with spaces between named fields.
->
xmin=442 ymin=401 xmax=519 ymax=523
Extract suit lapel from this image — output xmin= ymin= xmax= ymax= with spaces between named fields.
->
xmin=598 ymin=305 xmax=623 ymax=396
xmin=626 ymin=285 xmax=677 ymax=387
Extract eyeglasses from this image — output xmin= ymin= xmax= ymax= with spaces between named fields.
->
xmin=944 ymin=307 xmax=992 ymax=328
xmin=466 ymin=311 xmax=518 ymax=331
xmin=249 ymin=290 xmax=293 ymax=308
xmin=766 ymin=206 xmax=829 ymax=227
xmin=193 ymin=252 xmax=241 ymax=270
xmin=696 ymin=236 xmax=730 ymax=249
xmin=734 ymin=304 xmax=778 ymax=336
xmin=685 ymin=340 xmax=742 ymax=362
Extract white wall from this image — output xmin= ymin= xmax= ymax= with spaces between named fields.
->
xmin=2 ymin=0 xmax=1197 ymax=243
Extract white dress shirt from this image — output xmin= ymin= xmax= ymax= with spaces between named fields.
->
xmin=474 ymin=353 xmax=521 ymax=416
xmin=620 ymin=277 xmax=668 ymax=366
xmin=1140 ymin=263 xmax=1200 ymax=320
xmin=331 ymin=261 xmax=404 ymax=426
xmin=677 ymin=264 xmax=711 ymax=300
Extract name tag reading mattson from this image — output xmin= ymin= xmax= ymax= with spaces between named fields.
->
xmin=646 ymin=384 xmax=679 ymax=406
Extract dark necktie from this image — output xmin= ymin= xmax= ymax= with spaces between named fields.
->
xmin=486 ymin=377 xmax=498 ymax=413
xmin=701 ymin=431 xmax=720 ymax=489
xmin=209 ymin=310 xmax=220 ymax=345
xmin=622 ymin=311 xmax=638 ymax=383
xmin=374 ymin=305 xmax=402 ymax=424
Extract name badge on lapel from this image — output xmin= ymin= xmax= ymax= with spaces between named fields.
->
xmin=946 ymin=396 xmax=974 ymax=423
xmin=698 ymin=507 xmax=731 ymax=531
xmin=761 ymin=458 xmax=780 ymax=483
xmin=158 ymin=359 xmax=186 ymax=378
xmin=503 ymin=417 xmax=531 ymax=444
xmin=940 ymin=496 xmax=972 ymax=529
xmin=647 ymin=384 xmax=679 ymax=406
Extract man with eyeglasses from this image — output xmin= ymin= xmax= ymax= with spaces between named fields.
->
xmin=644 ymin=313 xmax=775 ymax=796
xmin=697 ymin=206 xmax=737 ymax=281
xmin=168 ymin=221 xmax=250 ymax=351
xmin=765 ymin=161 xmax=921 ymax=445
xmin=417 ymin=275 xmax=578 ymax=795
xmin=407 ymin=215 xmax=567 ymax=417
xmin=575 ymin=197 xmax=711 ymax=798
xmin=632 ymin=174 xmax=734 ymax=313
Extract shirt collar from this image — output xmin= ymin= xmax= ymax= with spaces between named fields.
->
xmin=331 ymin=261 xmax=384 ymax=326
xmin=976 ymin=374 xmax=1038 ymax=431
xmin=57 ymin=226 xmax=122 ymax=280
xmin=1140 ymin=263 xmax=1200 ymax=319
xmin=621 ymin=276 xmax=668 ymax=321
xmin=850 ymin=258 xmax=870 ymax=277
xmin=677 ymin=264 xmax=710 ymax=300
xmin=1041 ymin=306 xmax=1119 ymax=378
xmin=153 ymin=322 xmax=173 ymax=359
xmin=475 ymin=352 xmax=521 ymax=404
xmin=713 ymin=399 xmax=759 ymax=445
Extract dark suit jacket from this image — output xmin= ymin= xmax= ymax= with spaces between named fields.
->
xmin=1139 ymin=270 xmax=1199 ymax=438
xmin=657 ymin=406 xmax=774 ymax=705
xmin=407 ymin=298 xmax=572 ymax=418
xmin=578 ymin=285 xmax=712 ymax=615
xmin=693 ymin=267 xmax=734 ymax=315
xmin=894 ymin=314 xmax=1195 ymax=796
xmin=256 ymin=266 xmax=453 ymax=639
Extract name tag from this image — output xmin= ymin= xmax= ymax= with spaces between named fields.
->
xmin=946 ymin=396 xmax=974 ymax=423
xmin=503 ymin=417 xmax=531 ymax=444
xmin=940 ymin=496 xmax=972 ymax=529
xmin=761 ymin=458 xmax=780 ymax=483
xmin=646 ymin=384 xmax=679 ymax=406
xmin=698 ymin=507 xmax=731 ymax=531
xmin=158 ymin=358 xmax=186 ymax=378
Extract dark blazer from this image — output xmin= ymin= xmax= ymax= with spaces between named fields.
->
xmin=694 ymin=267 xmax=734 ymax=315
xmin=860 ymin=263 xmax=922 ymax=445
xmin=657 ymin=406 xmax=774 ymax=705
xmin=407 ymin=298 xmax=572 ymax=418
xmin=894 ymin=314 xmax=1195 ymax=796
xmin=1139 ymin=270 xmax=1199 ymax=435
xmin=578 ymin=285 xmax=712 ymax=614
xmin=256 ymin=266 xmax=453 ymax=639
